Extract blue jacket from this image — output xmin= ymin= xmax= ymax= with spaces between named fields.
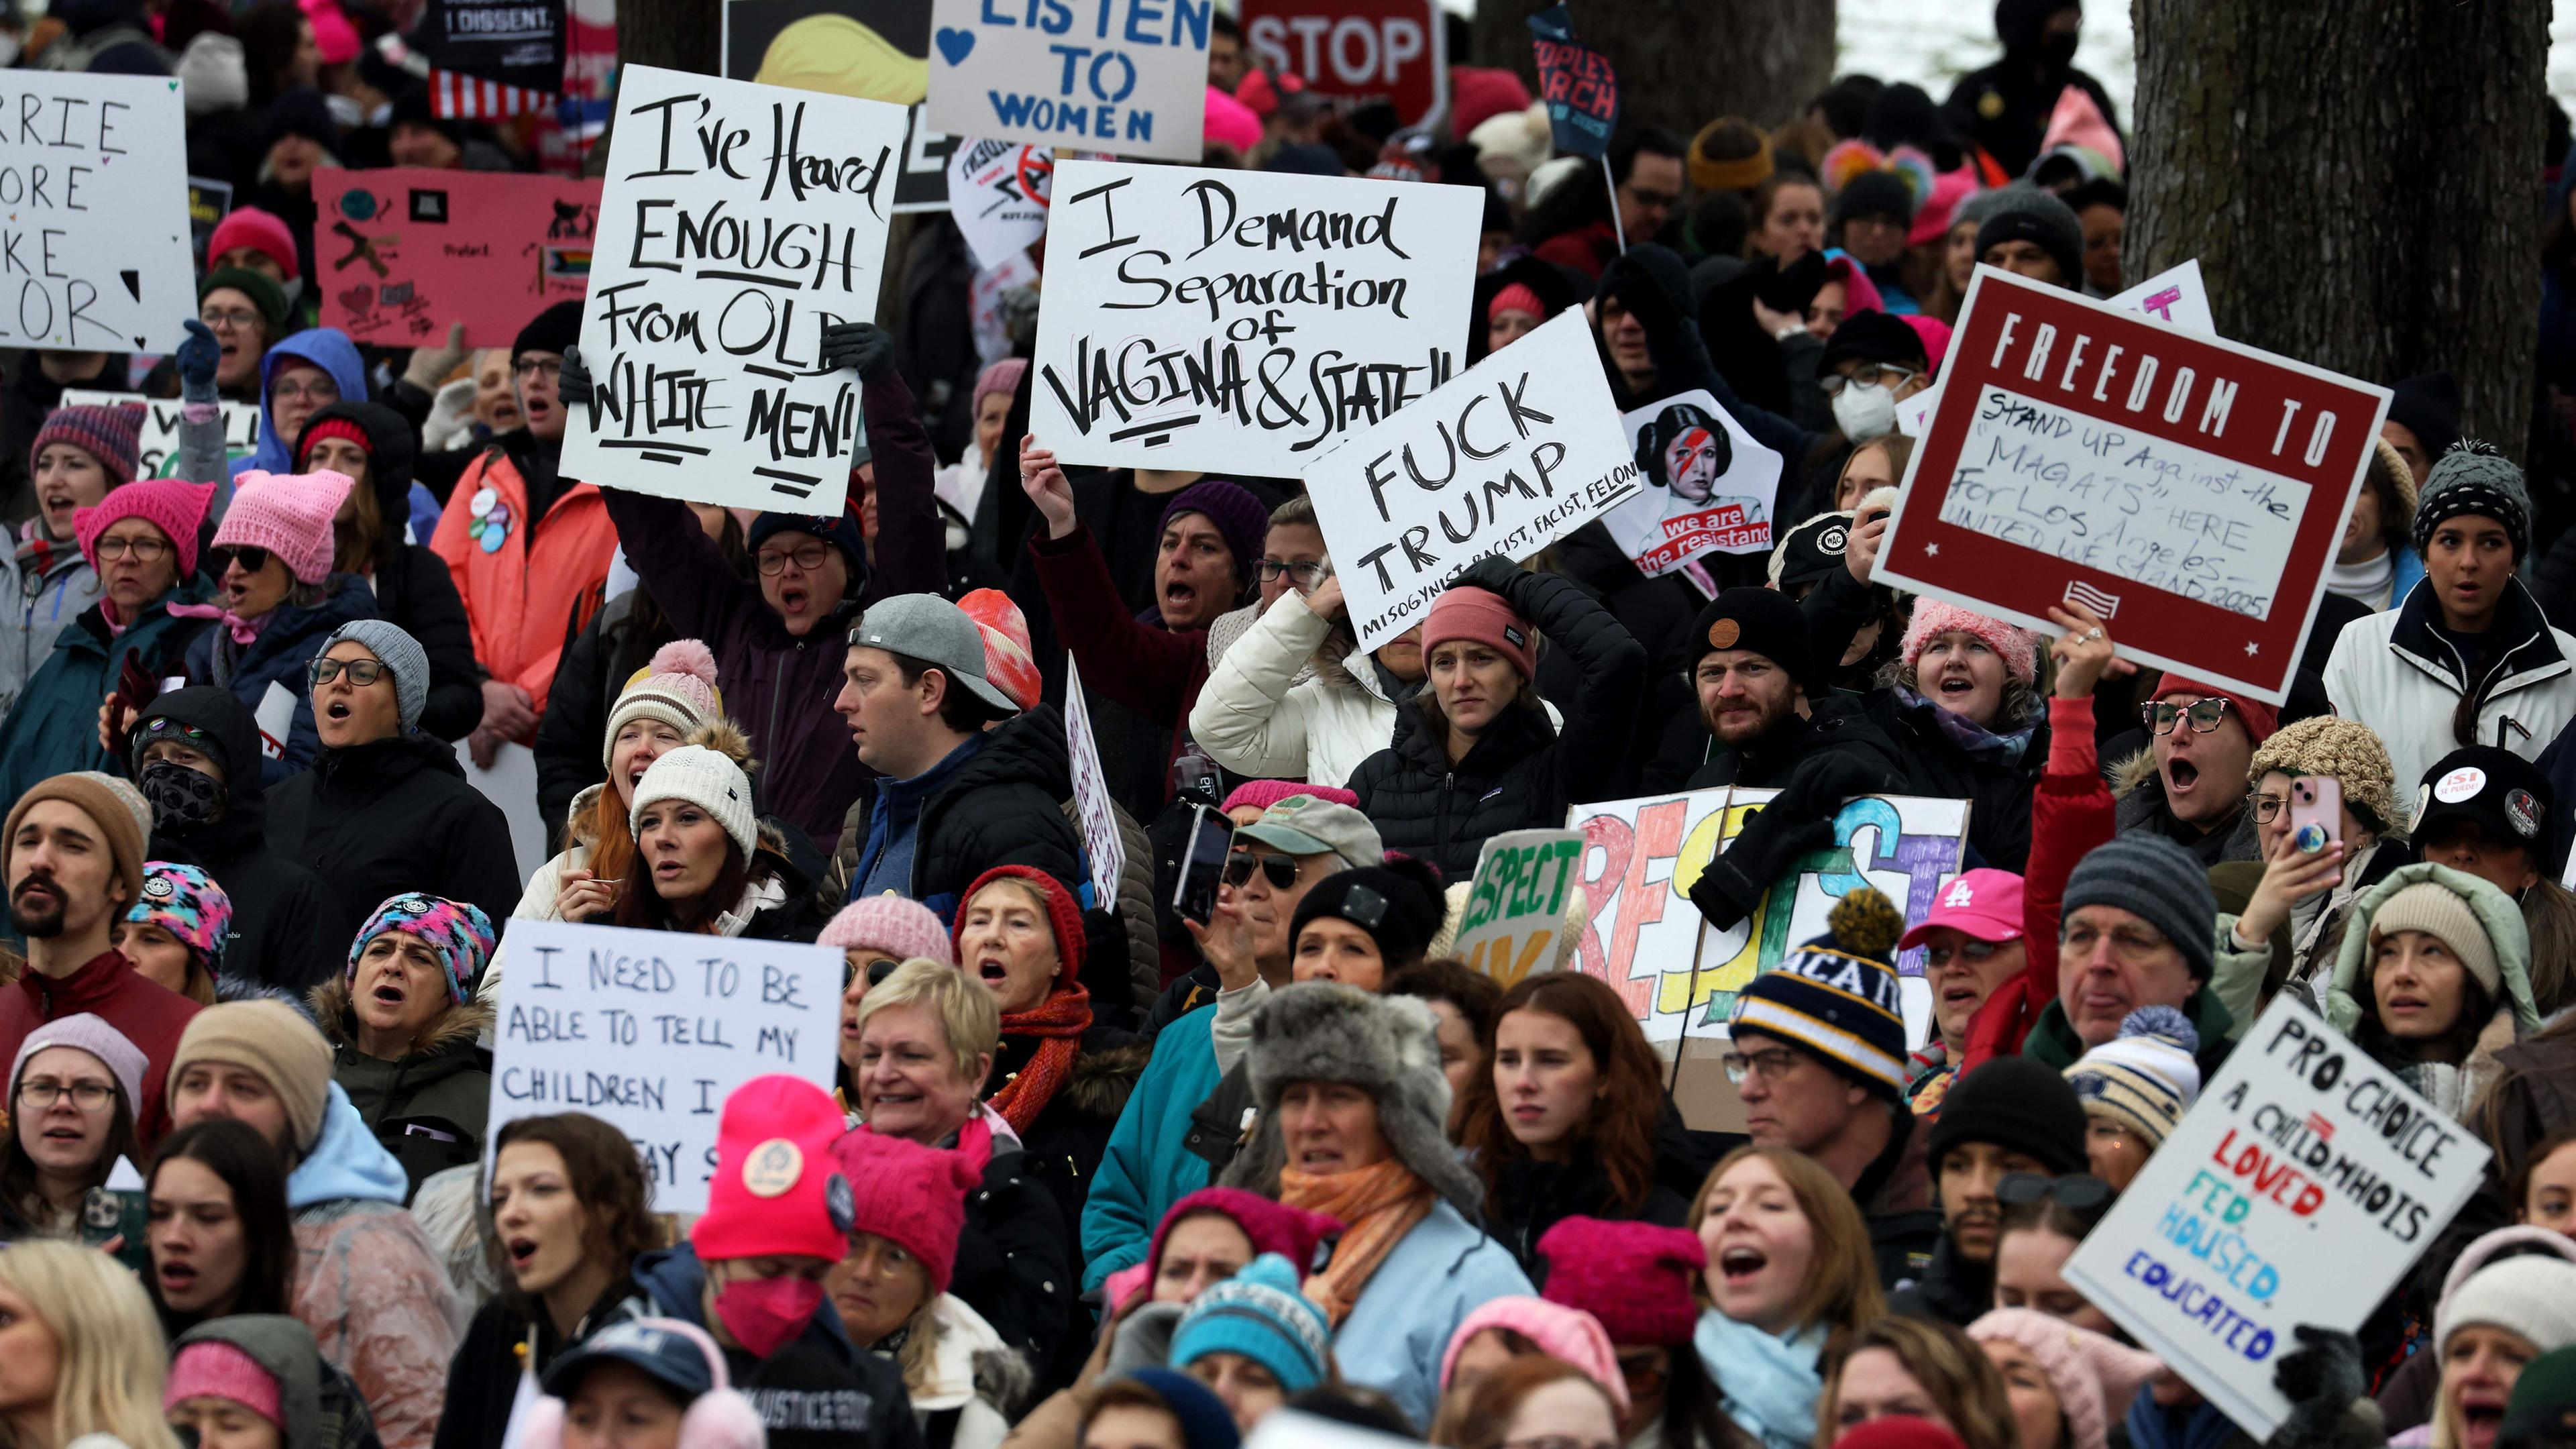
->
xmin=0 ymin=577 xmax=212 ymax=808
xmin=1079 ymin=1005 xmax=1222 ymax=1293
xmin=1334 ymin=1201 xmax=1534 ymax=1432
xmin=248 ymin=329 xmax=369 ymax=476
xmin=183 ymin=575 xmax=378 ymax=785
xmin=286 ymin=1082 xmax=411 ymax=1210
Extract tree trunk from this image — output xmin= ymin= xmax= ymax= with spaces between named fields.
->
xmin=2127 ymin=0 xmax=2544 ymax=459
xmin=615 ymin=0 xmax=718 ymax=74
xmin=1469 ymin=0 xmax=1834 ymax=138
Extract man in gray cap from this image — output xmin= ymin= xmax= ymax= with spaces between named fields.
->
xmin=828 ymin=593 xmax=1083 ymax=920
xmin=2023 ymin=832 xmax=2235 ymax=1075
xmin=1974 ymin=186 xmax=2085 ymax=290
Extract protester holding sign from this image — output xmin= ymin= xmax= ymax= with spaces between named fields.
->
xmin=1861 ymin=602 xmax=2045 ymax=873
xmin=1189 ymin=537 xmax=1428 ymax=792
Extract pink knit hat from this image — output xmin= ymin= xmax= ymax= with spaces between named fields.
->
xmin=1823 ymin=252 xmax=1885 ymax=319
xmin=1536 ymin=1216 xmax=1705 ymax=1348
xmin=819 ymin=895 xmax=955 ymax=966
xmin=1422 ymin=582 xmax=1534 ymax=682
xmin=1144 ymin=1187 xmax=1341 ymax=1289
xmin=1901 ymin=600 xmax=2039 ymax=685
xmin=959 ymin=588 xmax=1040 ymax=712
xmin=971 ymin=360 xmax=1027 ymax=417
xmin=604 ymin=640 xmax=724 ymax=769
xmin=1440 ymin=1297 xmax=1630 ymax=1415
xmin=1222 ymin=780 xmax=1359 ymax=816
xmin=33 ymin=402 xmax=143 ymax=488
xmin=207 ymin=207 xmax=301 ymax=282
xmin=75 ymin=478 xmax=216 ymax=578
xmin=1204 ymin=85 xmax=1261 ymax=152
xmin=1967 ymin=1309 xmax=2164 ymax=1449
xmin=1909 ymin=170 xmax=1980 ymax=247
xmin=164 ymin=1339 xmax=284 ymax=1427
xmin=214 ymin=470 xmax=355 ymax=584
xmin=828 ymin=1128 xmax=982 ymax=1294
xmin=691 ymin=1075 xmax=853 ymax=1263
xmin=299 ymin=0 xmax=359 ymax=65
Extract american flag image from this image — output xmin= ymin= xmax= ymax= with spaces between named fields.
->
xmin=2065 ymin=580 xmax=2123 ymax=619
xmin=433 ymin=69 xmax=556 ymax=119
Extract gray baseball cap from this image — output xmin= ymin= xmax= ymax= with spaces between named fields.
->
xmin=846 ymin=594 xmax=1020 ymax=715
xmin=1234 ymin=794 xmax=1383 ymax=870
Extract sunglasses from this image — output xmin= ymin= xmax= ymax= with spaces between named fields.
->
xmin=1996 ymin=1172 xmax=2115 ymax=1214
xmin=1223 ymin=851 xmax=1301 ymax=890
xmin=843 ymin=955 xmax=902 ymax=989
xmin=207 ymin=545 xmax=272 ymax=577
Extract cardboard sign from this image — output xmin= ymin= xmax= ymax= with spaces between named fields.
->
xmin=1896 ymin=260 xmax=2220 ymax=440
xmin=561 ymin=66 xmax=909 ymax=513
xmin=61 ymin=390 xmax=260 ymax=478
xmin=947 ymin=140 xmax=1053 ymax=272
xmin=1600 ymin=389 xmax=1781 ymax=576
xmin=1063 ymin=656 xmax=1126 ymax=909
xmin=1525 ymin=3 xmax=1616 ymax=160
xmin=925 ymin=0 xmax=1208 ymax=162
xmin=1305 ymin=307 xmax=1638 ymax=653
xmin=1240 ymin=0 xmax=1444 ymax=126
xmin=314 ymin=168 xmax=601 ymax=349
xmin=722 ymin=0 xmax=958 ymax=214
xmin=2063 ymin=1000 xmax=2487 ymax=1438
xmin=1567 ymin=787 xmax=1966 ymax=1042
xmin=1873 ymin=265 xmax=2390 ymax=706
xmin=1451 ymin=828 xmax=1585 ymax=987
xmin=486 ymin=918 xmax=841 ymax=1214
xmin=421 ymin=0 xmax=567 ymax=93
xmin=0 ymin=71 xmax=193 ymax=354
xmin=1029 ymin=159 xmax=1481 ymax=476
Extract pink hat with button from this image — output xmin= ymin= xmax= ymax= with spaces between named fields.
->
xmin=1897 ymin=867 xmax=2025 ymax=952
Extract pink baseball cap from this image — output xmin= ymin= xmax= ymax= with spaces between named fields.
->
xmin=1897 ymin=868 xmax=2025 ymax=951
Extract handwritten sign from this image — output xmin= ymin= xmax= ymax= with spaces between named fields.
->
xmin=1874 ymin=265 xmax=2390 ymax=706
xmin=948 ymin=140 xmax=1052 ymax=272
xmin=1309 ymin=307 xmax=1636 ymax=652
xmin=561 ymin=65 xmax=910 ymax=514
xmin=1240 ymin=0 xmax=1444 ymax=127
xmin=1452 ymin=829 xmax=1584 ymax=986
xmin=1064 ymin=655 xmax=1125 ymax=910
xmin=2063 ymin=999 xmax=2487 ymax=1438
xmin=1599 ymin=390 xmax=1780 ymax=577
xmin=925 ymin=0 xmax=1208 ymax=162
xmin=0 ymin=71 xmax=192 ymax=354
xmin=315 ymin=168 xmax=601 ymax=349
xmin=1029 ymin=158 xmax=1481 ymax=476
xmin=1525 ymin=3 xmax=1616 ymax=160
xmin=1896 ymin=259 xmax=2219 ymax=440
xmin=62 ymin=390 xmax=261 ymax=478
xmin=486 ymin=917 xmax=841 ymax=1214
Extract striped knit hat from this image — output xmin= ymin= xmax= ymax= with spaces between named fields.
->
xmin=603 ymin=639 xmax=723 ymax=770
xmin=2063 ymin=1006 xmax=2200 ymax=1148
xmin=32 ymin=402 xmax=144 ymax=489
xmin=1727 ymin=888 xmax=1908 ymax=1099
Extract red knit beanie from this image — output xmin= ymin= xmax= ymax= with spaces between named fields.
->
xmin=1222 ymin=780 xmax=1359 ymax=816
xmin=827 ymin=1128 xmax=982 ymax=1294
xmin=690 ymin=1075 xmax=854 ymax=1264
xmin=1537 ymin=1216 xmax=1705 ymax=1347
xmin=298 ymin=415 xmax=372 ymax=467
xmin=1421 ymin=583 xmax=1534 ymax=681
xmin=1146 ymin=1187 xmax=1342 ymax=1284
xmin=953 ymin=865 xmax=1085 ymax=988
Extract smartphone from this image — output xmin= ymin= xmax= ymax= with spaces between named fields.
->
xmin=1170 ymin=805 xmax=1233 ymax=926
xmin=2289 ymin=777 xmax=2342 ymax=855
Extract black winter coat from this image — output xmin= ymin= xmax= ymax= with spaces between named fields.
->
xmin=994 ymin=1015 xmax=1146 ymax=1385
xmin=1860 ymin=690 xmax=2045 ymax=871
xmin=1348 ymin=559 xmax=1646 ymax=881
xmin=435 ymin=1277 xmax=643 ymax=1449
xmin=824 ymin=706 xmax=1085 ymax=921
xmin=1684 ymin=693 xmax=1911 ymax=792
xmin=951 ymin=1136 xmax=1073 ymax=1369
xmin=1487 ymin=1136 xmax=1696 ymax=1277
xmin=265 ymin=733 xmax=523 ymax=949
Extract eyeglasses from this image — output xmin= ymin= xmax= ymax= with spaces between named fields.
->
xmin=755 ymin=541 xmax=832 ymax=576
xmin=309 ymin=657 xmax=390 ymax=688
xmin=1722 ymin=1046 xmax=1805 ymax=1085
xmin=1256 ymin=559 xmax=1330 ymax=589
xmin=94 ymin=534 xmax=171 ymax=562
xmin=2143 ymin=698 xmax=2232 ymax=735
xmin=1819 ymin=364 xmax=1919 ymax=396
xmin=1224 ymin=851 xmax=1302 ymax=891
xmin=1924 ymin=936 xmax=2002 ymax=969
xmin=270 ymin=378 xmax=339 ymax=405
xmin=514 ymin=357 xmax=564 ymax=381
xmin=2250 ymin=793 xmax=2290 ymax=823
xmin=1997 ymin=1172 xmax=2116 ymax=1214
xmin=199 ymin=307 xmax=261 ymax=332
xmin=17 ymin=1078 xmax=115 ymax=1111
xmin=206 ymin=545 xmax=272 ymax=577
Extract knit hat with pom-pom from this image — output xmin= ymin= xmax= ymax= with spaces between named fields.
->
xmin=2416 ymin=439 xmax=2533 ymax=562
xmin=2063 ymin=1006 xmax=2202 ymax=1150
xmin=1728 ymin=887 xmax=1909 ymax=1099
xmin=604 ymin=640 xmax=724 ymax=771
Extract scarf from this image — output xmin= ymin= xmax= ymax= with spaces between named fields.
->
xmin=1897 ymin=687 xmax=2035 ymax=766
xmin=1693 ymin=1309 xmax=1828 ymax=1449
xmin=987 ymin=981 xmax=1092 ymax=1134
xmin=166 ymin=600 xmax=270 ymax=647
xmin=1279 ymin=1157 xmax=1432 ymax=1328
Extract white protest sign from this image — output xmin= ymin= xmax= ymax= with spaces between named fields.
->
xmin=1450 ymin=828 xmax=1585 ymax=988
xmin=1309 ymin=307 xmax=1638 ymax=652
xmin=1030 ymin=159 xmax=1483 ymax=476
xmin=925 ymin=0 xmax=1209 ymax=162
xmin=1599 ymin=389 xmax=1780 ymax=576
xmin=948 ymin=139 xmax=1053 ymax=272
xmin=562 ymin=65 xmax=910 ymax=514
xmin=0 ymin=71 xmax=192 ymax=354
xmin=2063 ymin=998 xmax=2487 ymax=1439
xmin=1063 ymin=655 xmax=1125 ymax=908
xmin=1895 ymin=260 xmax=2220 ymax=440
xmin=60 ymin=390 xmax=262 ymax=478
xmin=486 ymin=917 xmax=841 ymax=1214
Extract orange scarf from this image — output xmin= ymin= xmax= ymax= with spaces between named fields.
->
xmin=1279 ymin=1158 xmax=1433 ymax=1328
xmin=987 ymin=982 xmax=1092 ymax=1134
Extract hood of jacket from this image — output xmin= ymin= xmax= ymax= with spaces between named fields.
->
xmin=1591 ymin=244 xmax=1699 ymax=408
xmin=297 ymin=400 xmax=419 ymax=528
xmin=913 ymin=704 xmax=1070 ymax=835
xmin=172 ymin=1316 xmax=327 ymax=1449
xmin=136 ymin=681 xmax=269 ymax=809
xmin=914 ymin=1294 xmax=1024 ymax=1413
xmin=286 ymin=1081 xmax=411 ymax=1210
xmin=2324 ymin=860 xmax=2541 ymax=1037
xmin=311 ymin=973 xmax=494 ymax=1061
xmin=254 ymin=331 xmax=369 ymax=474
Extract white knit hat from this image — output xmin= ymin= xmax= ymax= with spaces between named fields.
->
xmin=603 ymin=639 xmax=724 ymax=771
xmin=2063 ymin=1006 xmax=2202 ymax=1148
xmin=629 ymin=745 xmax=757 ymax=861
xmin=2436 ymin=1226 xmax=2576 ymax=1360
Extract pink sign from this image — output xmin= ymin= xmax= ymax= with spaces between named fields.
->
xmin=315 ymin=168 xmax=602 ymax=348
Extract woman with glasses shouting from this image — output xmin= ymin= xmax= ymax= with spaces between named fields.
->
xmin=0 ymin=1013 xmax=147 ymax=1246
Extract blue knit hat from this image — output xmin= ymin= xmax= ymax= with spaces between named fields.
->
xmin=1727 ymin=888 xmax=1909 ymax=1099
xmin=1168 ymin=1252 xmax=1332 ymax=1395
xmin=318 ymin=619 xmax=429 ymax=736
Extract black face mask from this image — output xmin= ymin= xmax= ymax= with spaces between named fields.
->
xmin=2039 ymin=32 xmax=2079 ymax=68
xmin=138 ymin=760 xmax=223 ymax=832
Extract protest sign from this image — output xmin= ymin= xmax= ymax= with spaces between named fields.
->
xmin=186 ymin=178 xmax=231 ymax=267
xmin=1450 ymin=829 xmax=1585 ymax=987
xmin=1063 ymin=656 xmax=1126 ymax=909
xmin=1305 ymin=307 xmax=1638 ymax=653
xmin=1599 ymin=389 xmax=1780 ymax=577
xmin=62 ymin=390 xmax=261 ymax=477
xmin=1896 ymin=260 xmax=2219 ymax=439
xmin=1029 ymin=158 xmax=1482 ymax=478
xmin=1240 ymin=0 xmax=1444 ymax=126
xmin=2063 ymin=999 xmax=2487 ymax=1438
xmin=1873 ymin=265 xmax=2391 ymax=706
xmin=487 ymin=918 xmax=841 ymax=1214
xmin=723 ymin=0 xmax=958 ymax=213
xmin=0 ymin=71 xmax=191 ymax=355
xmin=948 ymin=140 xmax=1053 ymax=272
xmin=561 ymin=65 xmax=909 ymax=513
xmin=315 ymin=168 xmax=601 ymax=349
xmin=421 ymin=0 xmax=567 ymax=93
xmin=1525 ymin=3 xmax=1617 ymax=160
xmin=924 ymin=0 xmax=1208 ymax=162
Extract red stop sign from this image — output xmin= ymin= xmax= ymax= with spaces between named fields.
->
xmin=1240 ymin=0 xmax=1448 ymax=128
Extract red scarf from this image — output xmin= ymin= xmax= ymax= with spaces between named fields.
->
xmin=988 ymin=982 xmax=1093 ymax=1134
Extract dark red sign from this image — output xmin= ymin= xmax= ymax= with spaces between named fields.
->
xmin=1240 ymin=0 xmax=1446 ymax=127
xmin=1874 ymin=266 xmax=2392 ymax=704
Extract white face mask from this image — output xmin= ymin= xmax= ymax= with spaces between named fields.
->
xmin=1833 ymin=380 xmax=1899 ymax=443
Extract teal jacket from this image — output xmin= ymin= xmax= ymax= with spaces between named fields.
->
xmin=0 ymin=578 xmax=212 ymax=807
xmin=1079 ymin=1006 xmax=1223 ymax=1294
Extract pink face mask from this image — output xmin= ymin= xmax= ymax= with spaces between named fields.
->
xmin=712 ymin=1273 xmax=824 ymax=1358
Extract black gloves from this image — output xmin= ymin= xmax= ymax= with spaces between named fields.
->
xmin=820 ymin=320 xmax=896 ymax=381
xmin=2269 ymin=1326 xmax=2365 ymax=1449
xmin=557 ymin=345 xmax=594 ymax=411
xmin=1688 ymin=803 xmax=1834 ymax=932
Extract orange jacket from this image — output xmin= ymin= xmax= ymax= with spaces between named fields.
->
xmin=429 ymin=445 xmax=614 ymax=731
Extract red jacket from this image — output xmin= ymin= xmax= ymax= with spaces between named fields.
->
xmin=0 ymin=949 xmax=201 ymax=1146
xmin=1960 ymin=696 xmax=2116 ymax=1073
xmin=1030 ymin=522 xmax=1210 ymax=802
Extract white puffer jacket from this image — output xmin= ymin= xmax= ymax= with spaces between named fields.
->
xmin=1188 ymin=590 xmax=1398 ymax=788
xmin=2321 ymin=577 xmax=2576 ymax=808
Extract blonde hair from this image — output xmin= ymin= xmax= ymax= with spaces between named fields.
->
xmin=855 ymin=958 xmax=999 ymax=1081
xmin=1688 ymin=1146 xmax=1886 ymax=1341
xmin=1815 ymin=1318 xmax=2019 ymax=1449
xmin=754 ymin=15 xmax=928 ymax=101
xmin=0 ymin=1240 xmax=184 ymax=1449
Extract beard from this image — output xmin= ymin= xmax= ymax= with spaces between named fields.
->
xmin=9 ymin=875 xmax=64 ymax=938
xmin=1707 ymin=692 xmax=1792 ymax=745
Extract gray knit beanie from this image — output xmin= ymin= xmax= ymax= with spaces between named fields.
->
xmin=2413 ymin=441 xmax=2532 ymax=562
xmin=319 ymin=619 xmax=429 ymax=735
xmin=2061 ymin=834 xmax=2218 ymax=981
xmin=1973 ymin=186 xmax=2084 ymax=289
